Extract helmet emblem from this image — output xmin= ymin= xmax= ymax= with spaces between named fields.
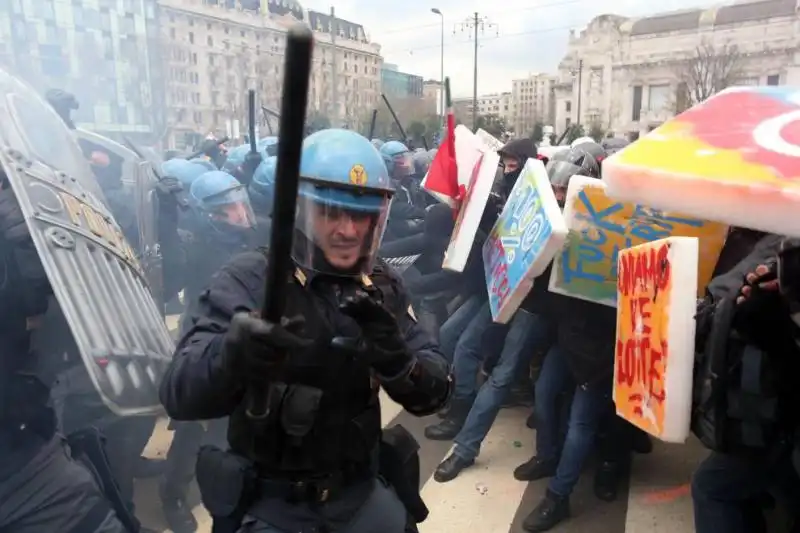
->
xmin=349 ymin=164 xmax=367 ymax=185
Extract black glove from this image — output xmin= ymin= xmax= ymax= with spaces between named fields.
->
xmin=223 ymin=312 xmax=313 ymax=382
xmin=239 ymin=151 xmax=262 ymax=187
xmin=340 ymin=293 xmax=413 ymax=376
xmin=155 ymin=176 xmax=187 ymax=213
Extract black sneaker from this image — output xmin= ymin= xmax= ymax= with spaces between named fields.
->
xmin=522 ymin=490 xmax=571 ymax=532
xmin=513 ymin=456 xmax=558 ymax=482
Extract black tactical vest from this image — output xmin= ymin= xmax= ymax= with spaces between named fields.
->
xmin=227 ymin=264 xmax=404 ymax=482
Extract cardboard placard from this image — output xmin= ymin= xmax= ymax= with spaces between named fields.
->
xmin=483 ymin=159 xmax=567 ymax=323
xmin=604 ymin=86 xmax=800 ymax=238
xmin=441 ymin=129 xmax=499 ymax=272
xmin=614 ymin=237 xmax=698 ymax=443
xmin=549 ymin=176 xmax=728 ymax=307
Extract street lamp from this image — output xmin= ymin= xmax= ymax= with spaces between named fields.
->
xmin=431 ymin=8 xmax=444 ymax=128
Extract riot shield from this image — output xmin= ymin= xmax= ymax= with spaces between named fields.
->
xmin=133 ymin=159 xmax=164 ymax=308
xmin=75 ymin=128 xmax=139 ymax=188
xmin=0 ymin=67 xmax=173 ymax=416
xmin=124 ymin=138 xmax=166 ymax=309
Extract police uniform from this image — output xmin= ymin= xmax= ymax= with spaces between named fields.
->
xmin=159 ymin=129 xmax=451 ymax=533
xmin=0 ymin=241 xmax=126 ymax=533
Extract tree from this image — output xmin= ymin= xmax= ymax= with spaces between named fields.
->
xmin=588 ymin=121 xmax=605 ymax=142
xmin=306 ymin=110 xmax=331 ymax=134
xmin=675 ymin=40 xmax=744 ymax=110
xmin=531 ymin=122 xmax=544 ymax=144
xmin=565 ymin=123 xmax=586 ymax=144
xmin=474 ymin=114 xmax=506 ymax=138
xmin=407 ymin=121 xmax=426 ymax=140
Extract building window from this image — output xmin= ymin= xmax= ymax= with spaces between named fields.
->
xmin=632 ymin=85 xmax=642 ymax=121
xmin=207 ymin=36 xmax=213 ymax=46
xmin=767 ymin=74 xmax=780 ymax=86
xmin=170 ymin=28 xmax=175 ymax=39
xmin=188 ymin=32 xmax=194 ymax=44
xmin=565 ymin=101 xmax=571 ymax=112
xmin=648 ymin=84 xmax=670 ymax=112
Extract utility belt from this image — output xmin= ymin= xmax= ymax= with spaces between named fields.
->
xmin=197 ymin=425 xmax=428 ymax=533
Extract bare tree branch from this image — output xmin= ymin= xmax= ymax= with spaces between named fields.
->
xmin=675 ymin=40 xmax=744 ymax=110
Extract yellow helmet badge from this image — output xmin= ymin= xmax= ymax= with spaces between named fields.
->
xmin=349 ymin=164 xmax=367 ymax=185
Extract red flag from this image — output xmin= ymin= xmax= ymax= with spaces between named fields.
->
xmin=424 ymin=78 xmax=462 ymax=204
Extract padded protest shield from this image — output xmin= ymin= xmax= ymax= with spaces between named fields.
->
xmin=0 ymin=66 xmax=173 ymax=416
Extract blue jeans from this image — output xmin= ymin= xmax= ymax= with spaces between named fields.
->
xmin=439 ymin=295 xmax=487 ymax=367
xmin=452 ymin=309 xmax=550 ymax=461
xmin=534 ymin=345 xmax=612 ymax=497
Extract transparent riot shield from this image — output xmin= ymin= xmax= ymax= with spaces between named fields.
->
xmin=134 ymin=159 xmax=164 ymax=309
xmin=124 ymin=137 xmax=168 ymax=310
xmin=0 ymin=67 xmax=173 ymax=416
xmin=75 ymin=128 xmax=139 ymax=188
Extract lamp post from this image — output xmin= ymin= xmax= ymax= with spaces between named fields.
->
xmin=431 ymin=8 xmax=444 ymax=128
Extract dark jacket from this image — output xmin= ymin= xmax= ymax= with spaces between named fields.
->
xmin=160 ymin=251 xmax=451 ymax=424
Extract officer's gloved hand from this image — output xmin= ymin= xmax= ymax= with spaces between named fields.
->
xmin=340 ymin=294 xmax=413 ymax=377
xmin=223 ymin=312 xmax=313 ymax=381
xmin=239 ymin=151 xmax=262 ymax=187
xmin=155 ymin=176 xmax=187 ymax=212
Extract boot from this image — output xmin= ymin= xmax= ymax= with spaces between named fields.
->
xmin=159 ymin=480 xmax=198 ymax=533
xmin=433 ymin=453 xmax=475 ymax=483
xmin=513 ymin=456 xmax=558 ymax=481
xmin=424 ymin=397 xmax=472 ymax=441
xmin=522 ymin=490 xmax=571 ymax=532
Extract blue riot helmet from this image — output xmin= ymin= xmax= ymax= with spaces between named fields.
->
xmin=161 ymin=159 xmax=209 ymax=188
xmin=370 ymin=138 xmax=384 ymax=150
xmin=189 ymin=157 xmax=218 ymax=171
xmin=249 ymin=156 xmax=277 ymax=216
xmin=257 ymin=136 xmax=279 ymax=157
xmin=189 ymin=170 xmax=256 ymax=242
xmin=223 ymin=143 xmax=251 ymax=172
xmin=296 ymin=129 xmax=394 ymax=275
xmin=379 ymin=140 xmax=414 ymax=180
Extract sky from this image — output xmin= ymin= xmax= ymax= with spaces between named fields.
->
xmin=302 ymin=0 xmax=727 ymax=97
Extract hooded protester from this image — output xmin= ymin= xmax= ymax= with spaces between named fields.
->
xmin=496 ymin=138 xmax=539 ymax=198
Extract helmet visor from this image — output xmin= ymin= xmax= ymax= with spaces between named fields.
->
xmin=546 ymin=160 xmax=585 ymax=188
xmin=392 ymin=152 xmax=414 ymax=178
xmin=203 ymin=186 xmax=257 ymax=231
xmin=294 ymin=181 xmax=391 ymax=276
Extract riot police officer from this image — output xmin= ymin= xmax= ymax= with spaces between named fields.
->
xmin=160 ymin=169 xmax=257 ymax=533
xmin=160 ymin=129 xmax=451 ymax=533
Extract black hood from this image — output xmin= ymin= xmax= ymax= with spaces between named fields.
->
xmin=498 ymin=138 xmax=538 ymax=195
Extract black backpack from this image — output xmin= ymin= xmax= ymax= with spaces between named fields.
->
xmin=692 ymin=296 xmax=783 ymax=454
